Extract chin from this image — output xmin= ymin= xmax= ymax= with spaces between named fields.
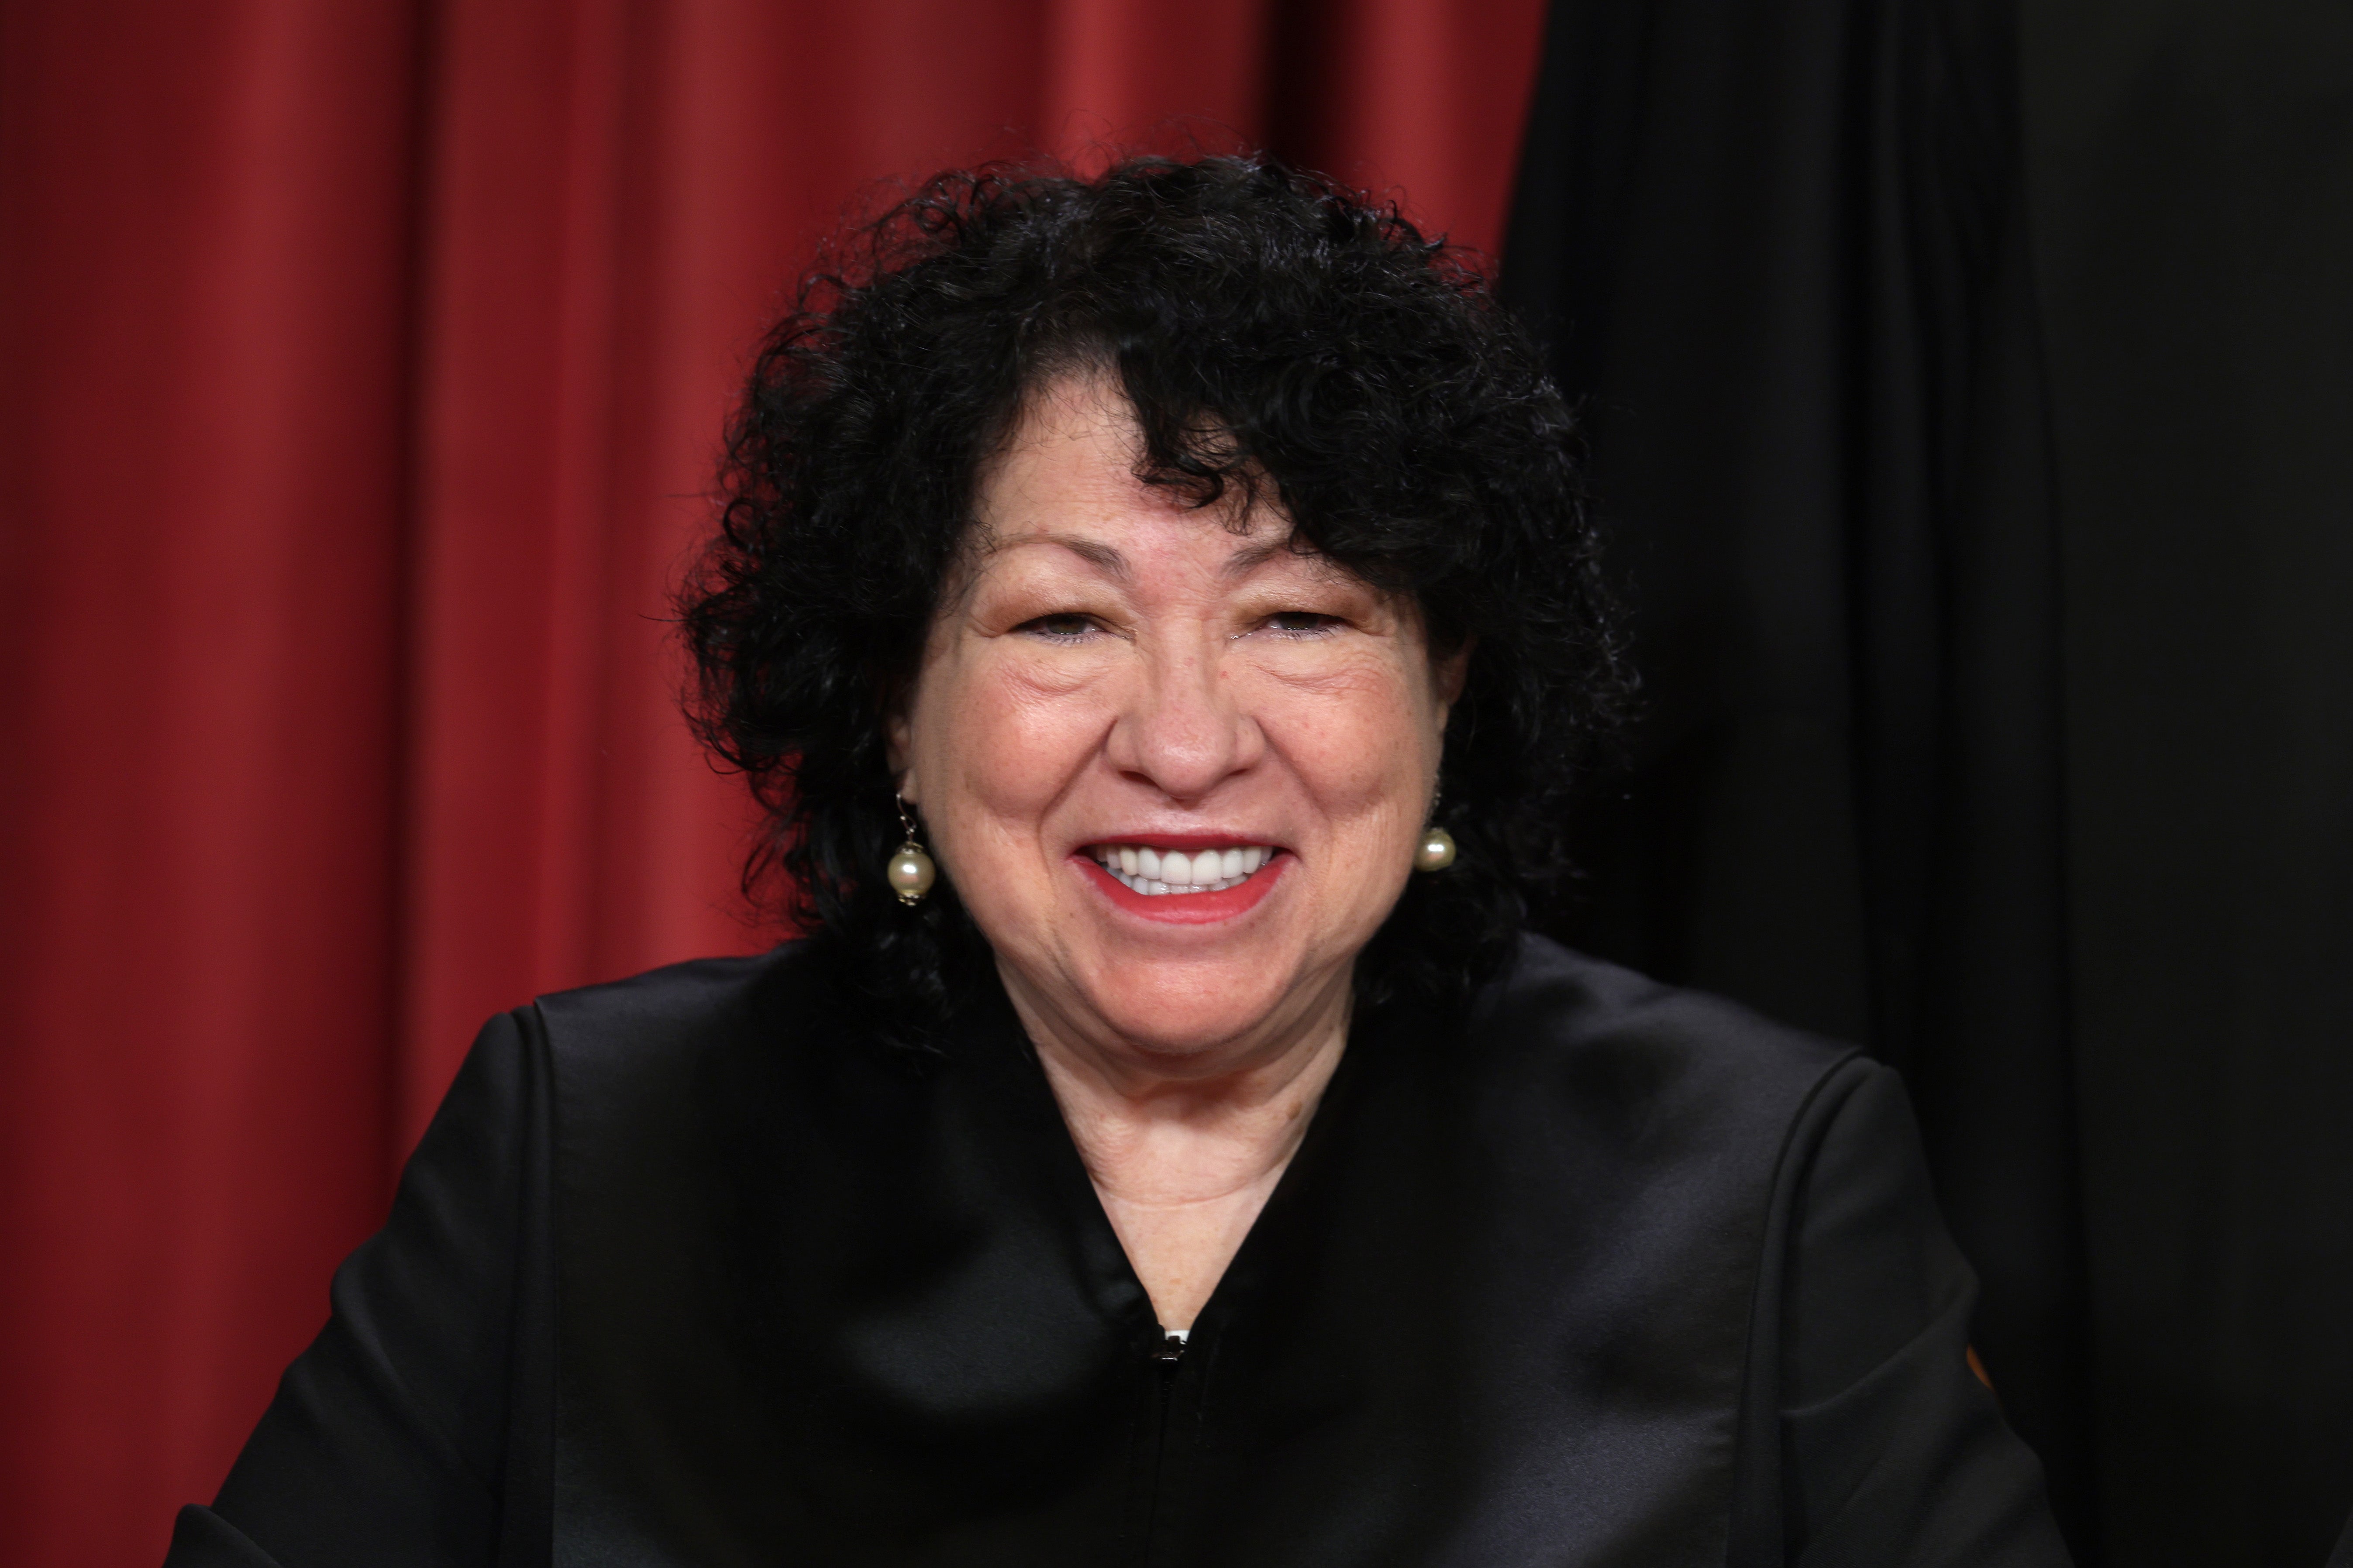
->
xmin=1071 ymin=952 xmax=1316 ymax=1058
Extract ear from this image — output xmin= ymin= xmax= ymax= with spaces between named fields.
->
xmin=885 ymin=709 xmax=917 ymax=804
xmin=1433 ymin=636 xmax=1475 ymax=722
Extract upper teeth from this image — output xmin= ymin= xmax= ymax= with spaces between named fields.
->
xmin=1090 ymin=844 xmax=1272 ymax=896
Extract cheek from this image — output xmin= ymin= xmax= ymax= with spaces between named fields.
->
xmin=914 ymin=654 xmax=1105 ymax=827
xmin=1263 ymin=668 xmax=1442 ymax=820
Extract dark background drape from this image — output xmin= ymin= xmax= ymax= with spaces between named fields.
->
xmin=0 ymin=4 xmax=1546 ymax=1563
xmin=1503 ymin=0 xmax=2353 ymax=1563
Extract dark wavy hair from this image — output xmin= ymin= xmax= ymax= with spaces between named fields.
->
xmin=682 ymin=153 xmax=1628 ymax=1045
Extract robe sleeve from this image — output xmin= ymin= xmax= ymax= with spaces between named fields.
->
xmin=1772 ymin=1059 xmax=2072 ymax=1565
xmin=162 ymin=1009 xmax=551 ymax=1568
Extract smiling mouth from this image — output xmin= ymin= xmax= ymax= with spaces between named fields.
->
xmin=1085 ymin=843 xmax=1278 ymax=897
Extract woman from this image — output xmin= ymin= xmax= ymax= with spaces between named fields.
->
xmin=168 ymin=156 xmax=2068 ymax=1565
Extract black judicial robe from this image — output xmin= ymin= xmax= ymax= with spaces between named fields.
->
xmin=165 ymin=935 xmax=2069 ymax=1566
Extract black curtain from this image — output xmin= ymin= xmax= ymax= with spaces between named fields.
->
xmin=1502 ymin=0 xmax=2353 ymax=1562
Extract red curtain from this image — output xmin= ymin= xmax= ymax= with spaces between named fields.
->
xmin=0 ymin=1 xmax=1547 ymax=1562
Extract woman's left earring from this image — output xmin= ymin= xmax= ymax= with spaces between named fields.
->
xmin=1414 ymin=825 xmax=1457 ymax=872
xmin=887 ymin=795 xmax=937 ymax=905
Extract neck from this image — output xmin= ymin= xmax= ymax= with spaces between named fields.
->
xmin=1002 ymin=963 xmax=1354 ymax=1328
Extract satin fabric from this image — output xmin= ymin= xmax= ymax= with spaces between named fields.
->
xmin=165 ymin=936 xmax=2067 ymax=1565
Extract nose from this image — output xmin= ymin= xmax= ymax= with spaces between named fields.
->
xmin=1103 ymin=629 xmax=1263 ymax=804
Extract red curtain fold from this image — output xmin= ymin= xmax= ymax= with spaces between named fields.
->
xmin=0 ymin=2 xmax=1545 ymax=1562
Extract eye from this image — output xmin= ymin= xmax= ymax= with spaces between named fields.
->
xmin=1258 ymin=610 xmax=1343 ymax=639
xmin=1014 ymin=612 xmax=1100 ymax=643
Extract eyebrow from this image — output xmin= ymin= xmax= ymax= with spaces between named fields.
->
xmin=1220 ymin=538 xmax=1294 ymax=580
xmin=995 ymin=532 xmax=1300 ymax=583
xmin=1001 ymin=533 xmax=1130 ymax=580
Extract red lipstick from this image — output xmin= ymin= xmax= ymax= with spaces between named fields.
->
xmin=1073 ymin=851 xmax=1288 ymax=925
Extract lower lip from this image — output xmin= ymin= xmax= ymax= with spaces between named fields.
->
xmin=1075 ymin=853 xmax=1288 ymax=925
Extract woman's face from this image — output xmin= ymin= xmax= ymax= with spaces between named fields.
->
xmin=893 ymin=374 xmax=1463 ymax=1068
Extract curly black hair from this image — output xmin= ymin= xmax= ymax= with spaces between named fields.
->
xmin=682 ymin=153 xmax=1628 ymax=1045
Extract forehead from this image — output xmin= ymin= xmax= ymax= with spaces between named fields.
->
xmin=979 ymin=373 xmax=1149 ymax=514
xmin=969 ymin=373 xmax=1326 ymax=585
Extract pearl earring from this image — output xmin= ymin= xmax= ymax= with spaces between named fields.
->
xmin=1414 ymin=825 xmax=1457 ymax=872
xmin=1414 ymin=787 xmax=1457 ymax=873
xmin=886 ymin=794 xmax=937 ymax=905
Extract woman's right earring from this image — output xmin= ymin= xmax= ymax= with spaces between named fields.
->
xmin=887 ymin=795 xmax=937 ymax=905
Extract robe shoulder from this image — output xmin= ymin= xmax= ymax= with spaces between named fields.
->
xmin=528 ymin=932 xmax=1861 ymax=1116
xmin=1490 ymin=930 xmax=1857 ymax=1077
